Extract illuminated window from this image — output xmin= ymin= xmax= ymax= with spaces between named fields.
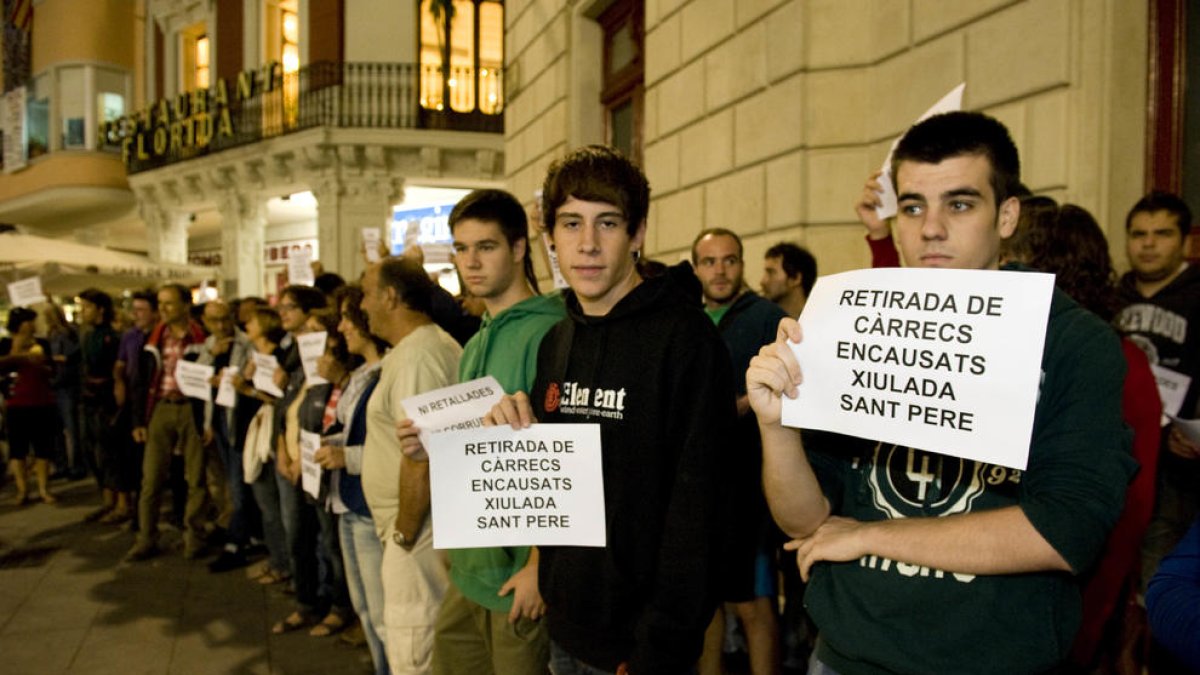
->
xmin=420 ymin=0 xmax=504 ymax=115
xmin=599 ymin=0 xmax=642 ymax=163
xmin=195 ymin=35 xmax=210 ymax=89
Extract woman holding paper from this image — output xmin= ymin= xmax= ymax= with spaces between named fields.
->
xmin=237 ymin=307 xmax=292 ymax=586
xmin=1 ymin=307 xmax=57 ymax=505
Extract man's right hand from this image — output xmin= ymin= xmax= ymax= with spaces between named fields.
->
xmin=396 ymin=419 xmax=428 ymax=461
xmin=746 ymin=318 xmax=804 ymax=426
xmin=132 ymin=427 xmax=147 ymax=443
xmin=484 ymin=392 xmax=536 ymax=429
xmin=854 ymin=170 xmax=891 ymax=240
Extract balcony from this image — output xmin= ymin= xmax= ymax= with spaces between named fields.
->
xmin=119 ymin=61 xmax=504 ymax=175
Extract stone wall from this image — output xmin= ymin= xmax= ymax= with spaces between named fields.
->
xmin=504 ymin=0 xmax=1148 ymax=282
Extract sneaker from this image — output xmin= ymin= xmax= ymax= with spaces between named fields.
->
xmin=208 ymin=548 xmax=249 ymax=573
xmin=124 ymin=541 xmax=159 ymax=562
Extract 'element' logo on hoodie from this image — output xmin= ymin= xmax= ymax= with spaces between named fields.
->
xmin=548 ymin=381 xmax=627 ymax=420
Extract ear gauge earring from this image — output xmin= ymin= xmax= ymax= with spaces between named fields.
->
xmin=632 ymin=250 xmax=642 ymax=262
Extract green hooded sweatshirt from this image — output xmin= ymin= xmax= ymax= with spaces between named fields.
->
xmin=450 ymin=291 xmax=566 ymax=612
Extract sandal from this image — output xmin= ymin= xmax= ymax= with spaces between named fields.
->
xmin=39 ymin=493 xmax=57 ymax=505
xmin=255 ymin=568 xmax=291 ymax=586
xmin=272 ymin=610 xmax=319 ymax=635
xmin=99 ymin=509 xmax=131 ymax=524
xmin=308 ymin=611 xmax=350 ymax=637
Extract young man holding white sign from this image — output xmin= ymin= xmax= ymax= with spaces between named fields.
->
xmin=748 ymin=112 xmax=1134 ymax=674
xmin=488 ymin=146 xmax=738 ymax=675
xmin=399 ymin=189 xmax=565 ymax=674
xmin=361 ymin=256 xmax=462 ymax=674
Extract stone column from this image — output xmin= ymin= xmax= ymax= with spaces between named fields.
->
xmin=311 ymin=174 xmax=403 ymax=282
xmin=143 ymin=206 xmax=190 ymax=265
xmin=216 ymin=190 xmax=267 ymax=297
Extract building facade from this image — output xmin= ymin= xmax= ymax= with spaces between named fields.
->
xmin=505 ymin=0 xmax=1154 ymax=283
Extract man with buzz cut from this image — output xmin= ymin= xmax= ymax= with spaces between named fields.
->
xmin=1113 ymin=191 xmax=1200 ymax=589
xmin=487 ymin=145 xmax=738 ymax=675
xmin=692 ymin=227 xmax=786 ymax=675
xmin=397 ymin=188 xmax=565 ymax=674
xmin=746 ymin=111 xmax=1134 ymax=674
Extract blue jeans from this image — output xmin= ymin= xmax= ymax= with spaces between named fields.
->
xmin=807 ymin=650 xmax=841 ymax=675
xmin=216 ymin=412 xmax=257 ymax=547
xmin=250 ymin=469 xmax=290 ymax=575
xmin=341 ymin=511 xmax=389 ymax=675
xmin=548 ymin=642 xmax=615 ymax=675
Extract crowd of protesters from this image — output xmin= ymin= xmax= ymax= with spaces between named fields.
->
xmin=0 ymin=110 xmax=1199 ymax=675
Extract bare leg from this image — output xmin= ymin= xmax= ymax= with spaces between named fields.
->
xmin=9 ymin=458 xmax=28 ymax=503
xmin=734 ymin=597 xmax=782 ymax=675
xmin=698 ymin=607 xmax=726 ymax=675
xmin=34 ymin=459 xmax=55 ymax=503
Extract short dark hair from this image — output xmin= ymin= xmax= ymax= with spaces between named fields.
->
xmin=377 ymin=257 xmax=435 ymax=317
xmin=542 ymin=145 xmax=650 ymax=237
xmin=1126 ymin=190 xmax=1192 ymax=237
xmin=314 ymin=272 xmax=346 ymax=297
xmin=253 ymin=307 xmax=288 ymax=344
xmin=333 ymin=284 xmax=391 ymax=355
xmin=280 ymin=285 xmax=327 ymax=314
xmin=765 ymin=242 xmax=818 ymax=297
xmin=78 ymin=288 xmax=115 ymax=323
xmin=999 ymin=195 xmax=1060 ymax=264
xmin=450 ymin=189 xmax=540 ymax=294
xmin=6 ymin=306 xmax=36 ymax=333
xmin=892 ymin=111 xmax=1022 ymax=206
xmin=131 ymin=288 xmax=158 ymax=310
xmin=159 ymin=283 xmax=192 ymax=306
xmin=691 ymin=228 xmax=743 ymax=264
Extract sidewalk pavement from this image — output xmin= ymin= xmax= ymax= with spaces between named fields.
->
xmin=0 ymin=477 xmax=372 ymax=675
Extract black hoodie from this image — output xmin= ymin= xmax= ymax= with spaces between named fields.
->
xmin=531 ymin=262 xmax=738 ymax=674
xmin=1116 ymin=264 xmax=1200 ymax=417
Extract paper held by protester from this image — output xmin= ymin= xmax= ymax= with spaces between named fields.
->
xmin=427 ymin=423 xmax=605 ymax=549
xmin=298 ymin=331 xmax=328 ymax=385
xmin=251 ymin=352 xmax=284 ymax=398
xmin=1151 ymin=365 xmax=1189 ymax=427
xmin=362 ymin=228 xmax=382 ymax=263
xmin=299 ymin=430 xmax=321 ymax=500
xmin=215 ymin=366 xmax=238 ymax=408
xmin=7 ymin=276 xmax=46 ymax=307
xmin=780 ymin=267 xmax=1054 ymax=471
xmin=874 ymin=83 xmax=966 ymax=221
xmin=400 ymin=376 xmax=505 ymax=447
xmin=174 ymin=360 xmax=214 ymax=402
xmin=288 ymin=248 xmax=315 ymax=286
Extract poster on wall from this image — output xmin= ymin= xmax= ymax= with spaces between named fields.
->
xmin=2 ymin=87 xmax=27 ymax=173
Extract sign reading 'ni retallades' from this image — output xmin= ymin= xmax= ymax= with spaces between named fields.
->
xmin=427 ymin=424 xmax=605 ymax=549
xmin=782 ymin=267 xmax=1054 ymax=471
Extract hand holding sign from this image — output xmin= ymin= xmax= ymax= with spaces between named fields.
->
xmin=746 ymin=318 xmax=804 ymax=427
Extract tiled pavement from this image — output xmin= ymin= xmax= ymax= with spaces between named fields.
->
xmin=0 ymin=478 xmax=372 ymax=675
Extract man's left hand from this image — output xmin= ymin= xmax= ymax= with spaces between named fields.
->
xmin=1167 ymin=424 xmax=1200 ymax=460
xmin=785 ymin=515 xmax=869 ymax=582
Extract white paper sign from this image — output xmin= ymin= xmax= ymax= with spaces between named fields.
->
xmin=363 ymin=228 xmax=383 ymax=263
xmin=781 ymin=267 xmax=1054 ymax=471
xmin=288 ymin=248 xmax=315 ymax=286
xmin=298 ymin=331 xmax=328 ymax=385
xmin=400 ymin=376 xmax=506 ymax=447
xmin=541 ymin=235 xmax=569 ymax=290
xmin=215 ymin=366 xmax=238 ymax=408
xmin=299 ymin=429 xmax=321 ymax=499
xmin=1151 ymin=364 xmax=1190 ymax=426
xmin=251 ymin=352 xmax=284 ymax=398
xmin=174 ymin=360 xmax=214 ymax=402
xmin=7 ymin=277 xmax=46 ymax=307
xmin=427 ymin=424 xmax=606 ymax=549
xmin=874 ymin=83 xmax=966 ymax=221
